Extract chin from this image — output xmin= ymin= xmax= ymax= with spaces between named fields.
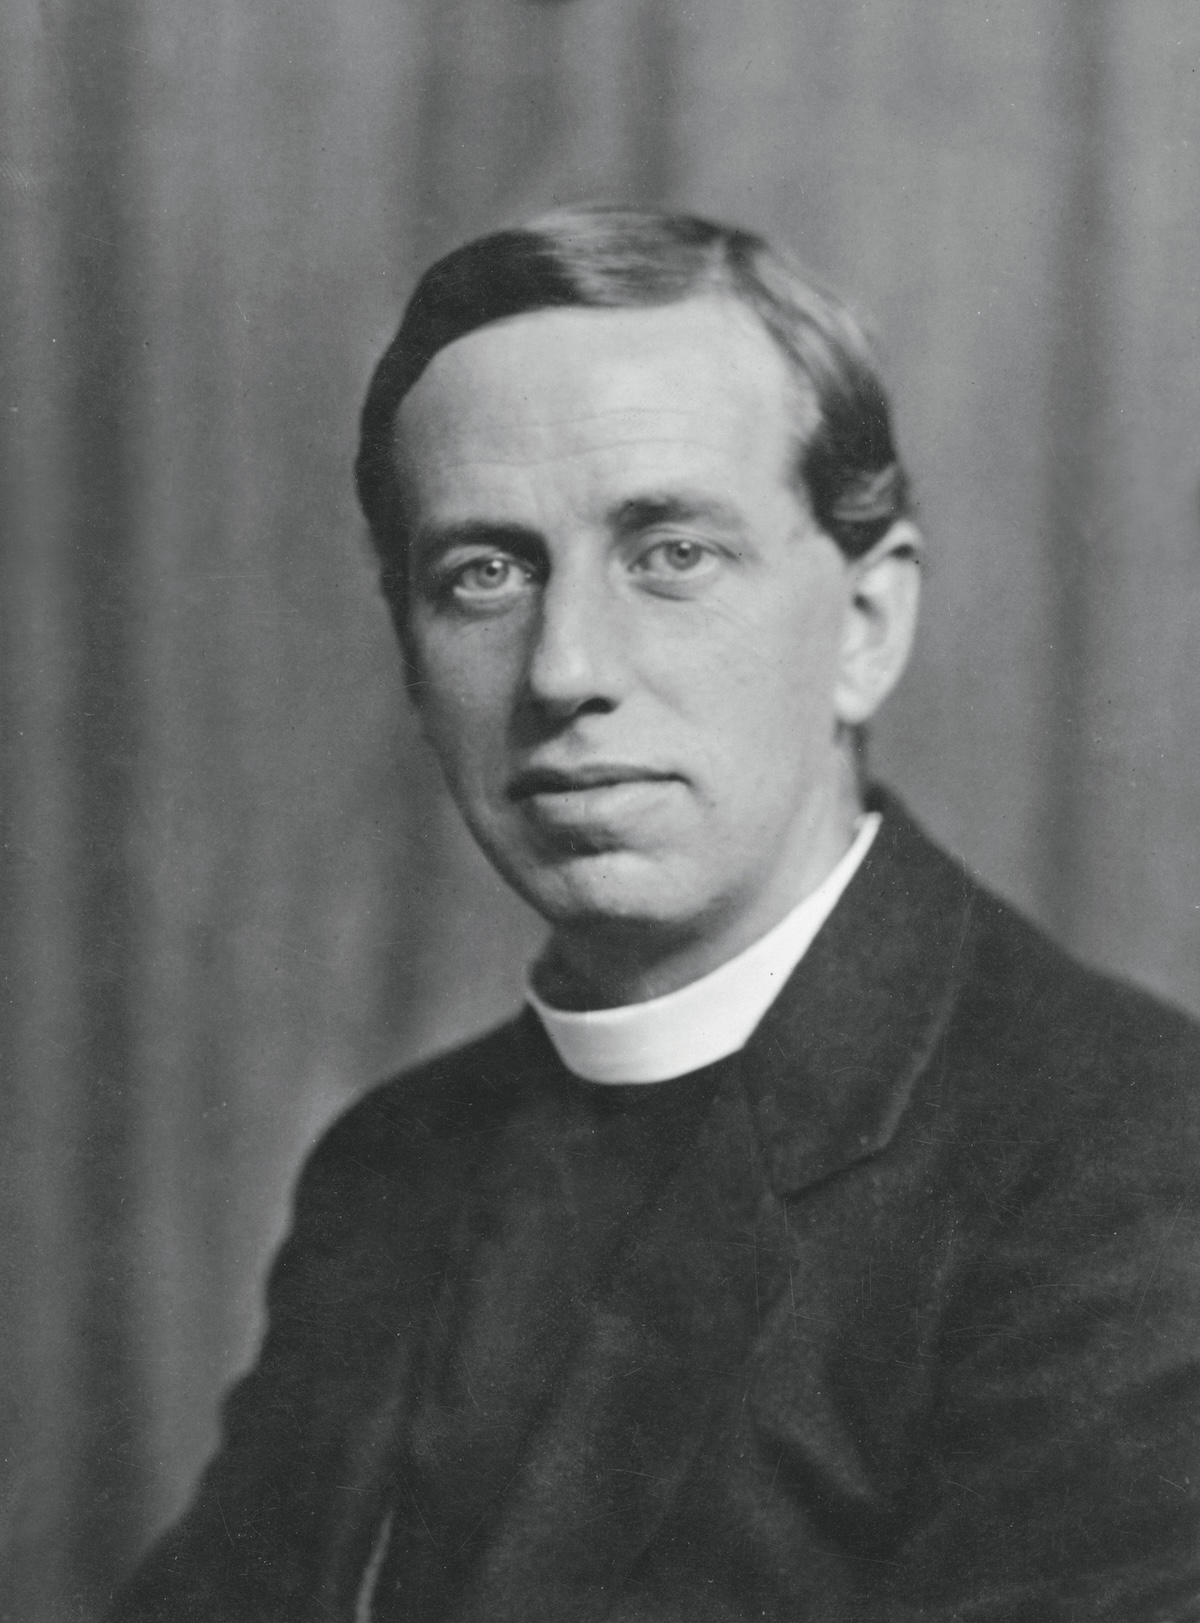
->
xmin=507 ymin=847 xmax=713 ymax=936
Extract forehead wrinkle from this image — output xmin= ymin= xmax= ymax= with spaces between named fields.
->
xmin=466 ymin=405 xmax=720 ymax=423
xmin=405 ymin=405 xmax=772 ymax=450
xmin=412 ymin=434 xmax=763 ymax=475
xmin=405 ymin=406 xmax=786 ymax=480
xmin=412 ymin=391 xmax=782 ymax=428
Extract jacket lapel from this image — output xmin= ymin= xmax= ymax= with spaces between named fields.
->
xmin=742 ymin=790 xmax=976 ymax=1198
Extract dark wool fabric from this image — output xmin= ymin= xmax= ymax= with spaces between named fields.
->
xmin=111 ymin=792 xmax=1200 ymax=1622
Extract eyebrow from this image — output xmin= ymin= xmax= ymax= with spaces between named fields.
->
xmin=411 ymin=520 xmax=543 ymax=566
xmin=612 ymin=492 xmax=748 ymax=537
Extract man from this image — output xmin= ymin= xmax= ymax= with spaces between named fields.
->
xmin=112 ymin=207 xmax=1199 ymax=1621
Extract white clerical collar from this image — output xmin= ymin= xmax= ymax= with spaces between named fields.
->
xmin=527 ymin=812 xmax=881 ymax=1085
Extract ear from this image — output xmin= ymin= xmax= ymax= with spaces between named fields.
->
xmin=833 ymin=520 xmax=922 ymax=726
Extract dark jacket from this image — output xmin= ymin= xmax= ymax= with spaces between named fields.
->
xmin=111 ymin=794 xmax=1200 ymax=1621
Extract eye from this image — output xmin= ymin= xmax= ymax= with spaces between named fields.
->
xmin=632 ymin=536 xmax=721 ymax=586
xmin=442 ymin=552 xmax=535 ymax=607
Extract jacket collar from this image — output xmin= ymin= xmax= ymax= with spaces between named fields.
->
xmin=739 ymin=788 xmax=977 ymax=1197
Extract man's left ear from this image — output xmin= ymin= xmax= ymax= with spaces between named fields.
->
xmin=833 ymin=519 xmax=922 ymax=726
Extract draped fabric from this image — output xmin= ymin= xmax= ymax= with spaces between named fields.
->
xmin=2 ymin=2 xmax=1198 ymax=1617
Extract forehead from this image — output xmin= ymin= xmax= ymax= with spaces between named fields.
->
xmin=393 ymin=298 xmax=811 ymax=520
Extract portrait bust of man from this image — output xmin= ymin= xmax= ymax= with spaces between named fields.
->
xmin=112 ymin=207 xmax=1199 ymax=1622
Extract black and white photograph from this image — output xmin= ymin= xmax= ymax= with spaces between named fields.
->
xmin=3 ymin=3 xmax=1199 ymax=1619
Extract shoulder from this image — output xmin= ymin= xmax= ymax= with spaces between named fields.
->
xmin=219 ymin=1011 xmax=553 ymax=1442
xmin=858 ymin=788 xmax=1200 ymax=1147
xmin=857 ymin=789 xmax=1200 ymax=1204
xmin=953 ymin=869 xmax=1200 ymax=1138
xmin=899 ymin=850 xmax=1200 ymax=1309
xmin=290 ymin=1008 xmax=548 ymax=1229
xmin=104 ymin=1014 xmax=555 ymax=1622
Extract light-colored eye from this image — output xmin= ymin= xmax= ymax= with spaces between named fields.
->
xmin=448 ymin=554 xmax=533 ymax=603
xmin=634 ymin=537 xmax=720 ymax=582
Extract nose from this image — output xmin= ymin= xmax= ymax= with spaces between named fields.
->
xmin=523 ymin=559 xmax=625 ymax=722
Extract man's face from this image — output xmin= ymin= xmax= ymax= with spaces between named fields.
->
xmin=395 ymin=298 xmax=868 ymax=960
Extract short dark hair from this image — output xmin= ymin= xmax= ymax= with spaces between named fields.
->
xmin=355 ymin=204 xmax=912 ymax=613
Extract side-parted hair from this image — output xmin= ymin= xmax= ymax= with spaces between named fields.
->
xmin=355 ymin=205 xmax=912 ymax=614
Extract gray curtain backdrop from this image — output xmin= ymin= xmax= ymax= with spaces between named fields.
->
xmin=3 ymin=1 xmax=1198 ymax=1616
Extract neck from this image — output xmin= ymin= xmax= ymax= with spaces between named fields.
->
xmin=534 ymin=774 xmax=863 ymax=1011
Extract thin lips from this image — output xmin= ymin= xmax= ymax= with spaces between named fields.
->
xmin=508 ymin=764 xmax=678 ymax=800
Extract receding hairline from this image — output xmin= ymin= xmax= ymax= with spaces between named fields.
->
xmin=357 ymin=205 xmax=912 ymax=599
xmin=390 ymin=291 xmax=824 ymax=475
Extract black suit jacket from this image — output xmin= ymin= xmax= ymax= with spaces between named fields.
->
xmin=112 ymin=794 xmax=1200 ymax=1621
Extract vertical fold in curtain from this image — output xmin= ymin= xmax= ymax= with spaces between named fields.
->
xmin=2 ymin=0 xmax=150 ymax=1611
xmin=1064 ymin=1 xmax=1200 ymax=997
xmin=50 ymin=0 xmax=148 ymax=1602
xmin=1040 ymin=0 xmax=1112 ymax=938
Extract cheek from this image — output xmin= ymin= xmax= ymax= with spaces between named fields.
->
xmin=414 ymin=642 xmax=515 ymax=790
xmin=666 ymin=594 xmax=843 ymax=756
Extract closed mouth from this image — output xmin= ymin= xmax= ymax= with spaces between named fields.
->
xmin=507 ymin=765 xmax=680 ymax=801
